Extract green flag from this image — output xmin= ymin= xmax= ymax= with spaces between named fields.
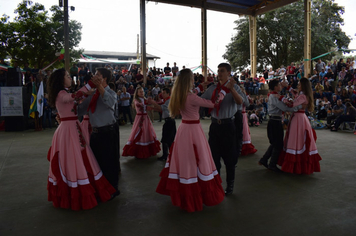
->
xmin=28 ymin=82 xmax=37 ymax=118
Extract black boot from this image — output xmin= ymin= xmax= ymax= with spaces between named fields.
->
xmin=157 ymin=143 xmax=169 ymax=161
xmin=225 ymin=181 xmax=234 ymax=195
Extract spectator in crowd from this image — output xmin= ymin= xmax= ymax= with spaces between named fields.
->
xmin=316 ymin=97 xmax=330 ymax=120
xmin=263 ymin=67 xmax=269 ymax=81
xmin=69 ymin=63 xmax=78 ymax=83
xmin=331 ymin=60 xmax=338 ymax=79
xmin=248 ymin=110 xmax=259 ymax=126
xmin=172 ymin=62 xmax=179 ymax=75
xmin=268 ymin=67 xmax=274 ymax=79
xmin=319 ymin=68 xmax=327 ymax=81
xmin=78 ymin=65 xmax=87 ymax=87
xmin=120 ymin=87 xmax=133 ymax=125
xmin=310 ymin=69 xmax=319 ymax=85
xmin=124 ymin=71 xmax=132 ymax=87
xmin=151 ymin=83 xmax=160 ymax=100
xmin=327 ymin=99 xmax=345 ymax=128
xmin=335 ymin=80 xmax=344 ymax=96
xmin=164 ymin=62 xmax=171 ymax=75
xmin=315 ymin=82 xmax=324 ymax=92
xmin=324 ymin=68 xmax=334 ymax=82
xmin=315 ymin=59 xmax=326 ymax=73
xmin=42 ymin=93 xmax=52 ymax=129
xmin=331 ymin=102 xmax=356 ymax=131
xmin=147 ymin=71 xmax=156 ymax=87
xmin=337 ymin=58 xmax=346 ymax=74
xmin=323 ymin=81 xmax=333 ymax=101
xmin=339 ymin=67 xmax=347 ymax=84
xmin=135 ymin=70 xmax=144 ymax=86
xmin=286 ymin=62 xmax=295 ymax=80
xmin=340 ymin=88 xmax=349 ymax=102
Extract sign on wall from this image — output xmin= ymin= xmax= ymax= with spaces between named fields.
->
xmin=0 ymin=87 xmax=23 ymax=116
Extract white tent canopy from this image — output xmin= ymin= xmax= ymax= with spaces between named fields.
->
xmin=78 ymin=58 xmax=140 ymax=65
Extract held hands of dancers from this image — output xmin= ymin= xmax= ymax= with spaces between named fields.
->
xmin=216 ymin=79 xmax=235 ymax=104
xmin=281 ymin=81 xmax=289 ymax=88
xmin=92 ymin=75 xmax=103 ymax=87
xmin=225 ymin=79 xmax=236 ymax=90
xmin=87 ymin=80 xmax=97 ymax=88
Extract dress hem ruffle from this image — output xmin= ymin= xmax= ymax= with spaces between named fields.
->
xmin=156 ymin=167 xmax=225 ymax=212
xmin=47 ymin=150 xmax=116 ymax=210
xmin=122 ymin=140 xmax=161 ymax=159
xmin=241 ymin=143 xmax=257 ymax=156
xmin=278 ymin=150 xmax=322 ymax=175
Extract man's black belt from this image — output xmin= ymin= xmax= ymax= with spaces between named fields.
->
xmin=211 ymin=117 xmax=234 ymax=125
xmin=270 ymin=115 xmax=282 ymax=120
xmin=92 ymin=123 xmax=118 ymax=133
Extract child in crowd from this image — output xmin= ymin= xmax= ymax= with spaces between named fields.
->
xmin=248 ymin=110 xmax=259 ymax=126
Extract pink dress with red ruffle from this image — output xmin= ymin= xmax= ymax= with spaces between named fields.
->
xmin=122 ymin=98 xmax=161 ymax=159
xmin=241 ymin=106 xmax=257 ymax=155
xmin=156 ymin=93 xmax=225 ymax=212
xmin=47 ymin=89 xmax=115 ymax=211
xmin=278 ymin=93 xmax=322 ymax=174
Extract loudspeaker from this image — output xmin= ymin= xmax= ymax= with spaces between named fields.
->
xmin=5 ymin=116 xmax=25 ymax=131
xmin=6 ymin=68 xmax=21 ymax=86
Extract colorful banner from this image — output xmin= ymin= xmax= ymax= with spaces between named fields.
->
xmin=0 ymin=87 xmax=23 ymax=116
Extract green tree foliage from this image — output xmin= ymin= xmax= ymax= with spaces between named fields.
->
xmin=0 ymin=1 xmax=83 ymax=69
xmin=223 ymin=0 xmax=351 ymax=72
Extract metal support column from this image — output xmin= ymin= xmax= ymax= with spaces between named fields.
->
xmin=249 ymin=15 xmax=257 ymax=77
xmin=304 ymin=0 xmax=311 ymax=77
xmin=201 ymin=1 xmax=207 ymax=80
xmin=64 ymin=0 xmax=70 ymax=71
xmin=140 ymin=0 xmax=147 ymax=83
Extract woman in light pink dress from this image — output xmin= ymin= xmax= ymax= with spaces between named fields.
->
xmin=278 ymin=78 xmax=322 ymax=174
xmin=241 ymin=105 xmax=257 ymax=156
xmin=156 ymin=69 xmax=225 ymax=212
xmin=239 ymin=87 xmax=257 ymax=156
xmin=122 ymin=87 xmax=161 ymax=159
xmin=47 ymin=68 xmax=115 ymax=210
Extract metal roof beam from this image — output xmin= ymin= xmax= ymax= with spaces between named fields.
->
xmin=148 ymin=0 xmax=254 ymax=15
xmin=254 ymin=0 xmax=299 ymax=15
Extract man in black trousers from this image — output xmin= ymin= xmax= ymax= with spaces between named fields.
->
xmin=149 ymin=87 xmax=176 ymax=161
xmin=258 ymin=79 xmax=301 ymax=172
xmin=78 ymin=67 xmax=120 ymax=199
xmin=201 ymin=63 xmax=244 ymax=195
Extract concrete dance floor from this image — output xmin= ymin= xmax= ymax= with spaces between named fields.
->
xmin=0 ymin=119 xmax=355 ymax=236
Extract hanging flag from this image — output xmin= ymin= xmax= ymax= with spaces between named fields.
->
xmin=37 ymin=81 xmax=44 ymax=118
xmin=28 ymin=82 xmax=37 ymax=118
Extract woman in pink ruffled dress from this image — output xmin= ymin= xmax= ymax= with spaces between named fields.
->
xmin=240 ymin=88 xmax=257 ymax=156
xmin=156 ymin=69 xmax=225 ymax=212
xmin=122 ymin=87 xmax=161 ymax=159
xmin=47 ymin=69 xmax=115 ymax=210
xmin=278 ymin=78 xmax=322 ymax=174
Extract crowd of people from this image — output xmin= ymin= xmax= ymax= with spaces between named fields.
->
xmin=236 ymin=57 xmax=356 ymax=133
